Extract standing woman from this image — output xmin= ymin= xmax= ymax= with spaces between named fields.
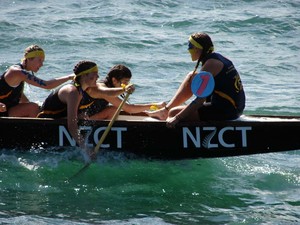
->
xmin=0 ymin=45 xmax=74 ymax=117
xmin=148 ymin=32 xmax=246 ymax=127
xmin=38 ymin=60 xmax=100 ymax=147
xmin=83 ymin=64 xmax=166 ymax=120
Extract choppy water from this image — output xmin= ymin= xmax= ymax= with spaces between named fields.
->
xmin=0 ymin=0 xmax=299 ymax=224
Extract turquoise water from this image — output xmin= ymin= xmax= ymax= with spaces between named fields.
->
xmin=0 ymin=0 xmax=300 ymax=224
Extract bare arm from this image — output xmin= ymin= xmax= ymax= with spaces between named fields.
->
xmin=167 ymin=58 xmax=222 ymax=109
xmin=104 ymin=95 xmax=165 ymax=114
xmin=88 ymin=83 xmax=160 ymax=114
xmin=88 ymin=83 xmax=135 ymax=98
xmin=170 ymin=58 xmax=221 ymax=111
xmin=60 ymin=87 xmax=85 ymax=147
xmin=165 ymin=71 xmax=194 ymax=109
xmin=146 ymin=71 xmax=195 ymax=120
xmin=4 ymin=67 xmax=74 ymax=90
xmin=88 ymin=83 xmax=126 ymax=98
xmin=166 ymin=58 xmax=223 ymax=127
xmin=42 ymin=74 xmax=75 ymax=89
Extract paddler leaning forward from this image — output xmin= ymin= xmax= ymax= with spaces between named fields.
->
xmin=37 ymin=60 xmax=133 ymax=148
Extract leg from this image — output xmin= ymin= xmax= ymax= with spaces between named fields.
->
xmin=167 ymin=71 xmax=194 ymax=108
xmin=88 ymin=106 xmax=117 ymax=120
xmin=8 ymin=102 xmax=40 ymax=117
xmin=168 ymin=105 xmax=200 ymax=122
xmin=168 ymin=105 xmax=185 ymax=118
xmin=147 ymin=71 xmax=195 ymax=120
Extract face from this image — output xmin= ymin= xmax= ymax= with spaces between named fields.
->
xmin=188 ymin=42 xmax=202 ymax=61
xmin=83 ymin=72 xmax=99 ymax=88
xmin=112 ymin=77 xmax=131 ymax=87
xmin=28 ymin=56 xmax=44 ymax=72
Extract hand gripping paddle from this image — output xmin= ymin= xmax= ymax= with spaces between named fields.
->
xmin=191 ymin=71 xmax=215 ymax=98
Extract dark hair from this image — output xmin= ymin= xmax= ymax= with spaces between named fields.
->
xmin=191 ymin=32 xmax=214 ymax=75
xmin=104 ymin=64 xmax=132 ymax=87
xmin=192 ymin=32 xmax=214 ymax=56
xmin=73 ymin=60 xmax=97 ymax=86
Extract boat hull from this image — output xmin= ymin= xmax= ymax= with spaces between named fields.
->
xmin=1 ymin=115 xmax=300 ymax=159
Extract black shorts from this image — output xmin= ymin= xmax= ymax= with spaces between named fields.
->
xmin=198 ymin=104 xmax=242 ymax=121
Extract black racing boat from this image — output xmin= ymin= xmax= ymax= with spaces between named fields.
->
xmin=1 ymin=114 xmax=300 ymax=159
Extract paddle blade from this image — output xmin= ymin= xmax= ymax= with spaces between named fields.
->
xmin=191 ymin=71 xmax=215 ymax=98
xmin=66 ymin=162 xmax=91 ymax=182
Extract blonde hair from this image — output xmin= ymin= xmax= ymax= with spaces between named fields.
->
xmin=24 ymin=45 xmax=44 ymax=58
xmin=22 ymin=45 xmax=45 ymax=69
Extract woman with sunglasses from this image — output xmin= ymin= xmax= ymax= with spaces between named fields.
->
xmin=148 ymin=32 xmax=246 ymax=128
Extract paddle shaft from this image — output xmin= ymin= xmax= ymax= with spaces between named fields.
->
xmin=94 ymin=92 xmax=130 ymax=153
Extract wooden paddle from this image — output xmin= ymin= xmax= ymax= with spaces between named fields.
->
xmin=68 ymin=92 xmax=131 ymax=180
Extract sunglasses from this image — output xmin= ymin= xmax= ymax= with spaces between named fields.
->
xmin=188 ymin=41 xmax=194 ymax=50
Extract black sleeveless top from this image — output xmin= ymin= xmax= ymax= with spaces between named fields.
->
xmin=37 ymin=85 xmax=107 ymax=118
xmin=204 ymin=52 xmax=245 ymax=113
xmin=0 ymin=63 xmax=26 ymax=109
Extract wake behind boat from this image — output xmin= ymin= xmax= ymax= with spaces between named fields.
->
xmin=0 ymin=114 xmax=300 ymax=159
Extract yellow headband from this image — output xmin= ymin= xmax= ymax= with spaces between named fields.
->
xmin=189 ymin=36 xmax=215 ymax=52
xmin=24 ymin=50 xmax=45 ymax=59
xmin=189 ymin=36 xmax=203 ymax=49
xmin=76 ymin=65 xmax=98 ymax=77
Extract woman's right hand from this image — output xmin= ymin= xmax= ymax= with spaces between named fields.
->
xmin=124 ymin=83 xmax=135 ymax=94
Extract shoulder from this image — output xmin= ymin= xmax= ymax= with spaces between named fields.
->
xmin=59 ymin=84 xmax=78 ymax=95
xmin=204 ymin=57 xmax=223 ymax=66
xmin=202 ymin=57 xmax=224 ymax=77
xmin=59 ymin=84 xmax=81 ymax=103
xmin=6 ymin=65 xmax=38 ymax=82
xmin=3 ymin=65 xmax=29 ymax=85
xmin=5 ymin=65 xmax=23 ymax=77
xmin=86 ymin=82 xmax=107 ymax=96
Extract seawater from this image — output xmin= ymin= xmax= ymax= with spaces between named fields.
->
xmin=0 ymin=0 xmax=299 ymax=224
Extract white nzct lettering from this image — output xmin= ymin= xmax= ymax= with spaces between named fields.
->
xmin=58 ymin=125 xmax=127 ymax=147
xmin=59 ymin=126 xmax=76 ymax=146
xmin=182 ymin=126 xmax=252 ymax=149
xmin=92 ymin=127 xmax=127 ymax=148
